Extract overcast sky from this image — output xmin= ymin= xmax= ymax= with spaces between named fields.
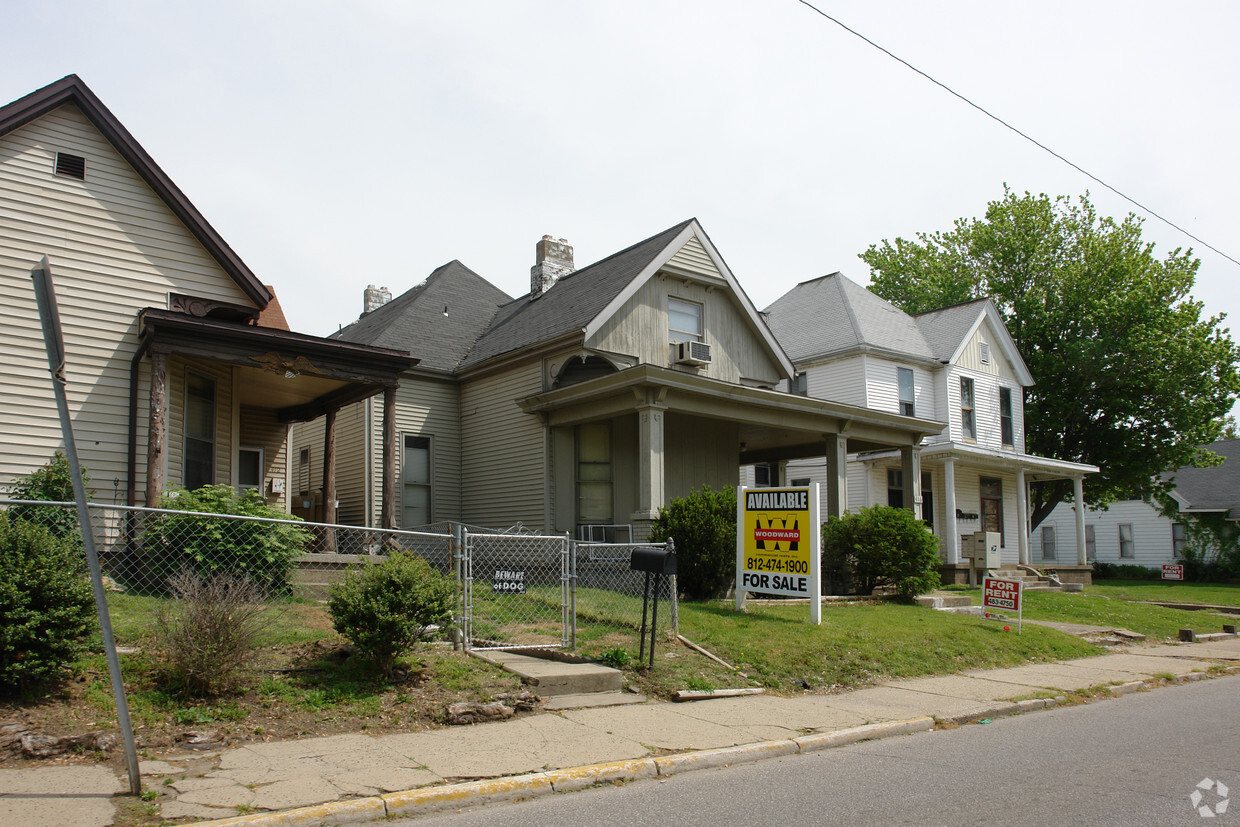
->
xmin=7 ymin=1 xmax=1239 ymax=345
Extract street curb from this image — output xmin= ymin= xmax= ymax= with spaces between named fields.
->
xmin=188 ymin=797 xmax=386 ymax=826
xmin=653 ymin=739 xmax=800 ymax=776
xmin=794 ymin=717 xmax=935 ymax=752
xmin=382 ymin=773 xmax=553 ymax=819
xmin=545 ymin=758 xmax=658 ymax=792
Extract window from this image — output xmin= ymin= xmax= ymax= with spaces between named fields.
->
xmin=790 ymin=371 xmax=808 ymax=396
xmin=184 ymin=372 xmax=215 ymax=490
xmin=1000 ymin=387 xmax=1014 ymax=448
xmin=1085 ymin=524 xmax=1096 ymax=561
xmin=576 ymin=422 xmax=612 ymax=527
xmin=791 ymin=478 xmax=811 ymax=487
xmin=402 ymin=435 xmax=432 ymax=528
xmin=754 ymin=463 xmax=779 ymax=487
xmin=297 ymin=447 xmax=311 ymax=495
xmin=668 ymin=298 xmax=703 ymax=343
xmin=238 ymin=447 xmax=263 ymax=491
xmin=1041 ymin=526 xmax=1057 ymax=560
xmin=887 ymin=469 xmax=904 ymax=508
xmin=1172 ymin=523 xmax=1188 ymax=559
xmin=921 ymin=471 xmax=934 ymax=531
xmin=980 ymin=476 xmax=1003 ymax=546
xmin=898 ymin=368 xmax=915 ymax=416
xmin=960 ymin=377 xmax=976 ymax=440
xmin=1119 ymin=523 xmax=1135 ymax=558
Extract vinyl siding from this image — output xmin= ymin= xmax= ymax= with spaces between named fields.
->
xmin=165 ymin=357 xmax=233 ymax=495
xmin=289 ymin=398 xmax=368 ymax=524
xmin=1033 ymin=499 xmax=1179 ymax=567
xmin=238 ymin=405 xmax=289 ymax=508
xmin=460 ymin=361 xmax=546 ymax=529
xmin=587 ymin=273 xmax=782 ymax=386
xmin=665 ymin=236 xmax=724 ymax=281
xmin=863 ymin=356 xmax=935 ymax=419
xmin=957 ymin=320 xmax=1021 ymax=382
xmin=0 ymin=103 xmax=255 ymax=492
xmin=801 ymin=355 xmax=868 ymax=408
xmin=664 ymin=413 xmax=739 ymax=499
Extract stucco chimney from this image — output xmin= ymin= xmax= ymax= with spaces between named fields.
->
xmin=363 ymin=284 xmax=392 ymax=315
xmin=530 ymin=236 xmax=574 ymax=299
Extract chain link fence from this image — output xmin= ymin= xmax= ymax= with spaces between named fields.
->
xmin=1 ymin=499 xmax=677 ymax=652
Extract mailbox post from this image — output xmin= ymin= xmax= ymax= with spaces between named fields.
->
xmin=630 ymin=541 xmax=677 ymax=670
xmin=964 ymin=531 xmax=1001 ymax=586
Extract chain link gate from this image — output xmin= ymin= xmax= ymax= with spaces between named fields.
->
xmin=460 ymin=529 xmax=573 ymax=650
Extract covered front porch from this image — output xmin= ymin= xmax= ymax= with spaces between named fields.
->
xmin=520 ymin=364 xmax=944 ymax=540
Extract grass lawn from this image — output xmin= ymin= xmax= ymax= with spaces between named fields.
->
xmin=1086 ymin=579 xmax=1240 ymax=607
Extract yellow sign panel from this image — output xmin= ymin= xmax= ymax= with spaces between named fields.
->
xmin=738 ymin=487 xmax=817 ymax=597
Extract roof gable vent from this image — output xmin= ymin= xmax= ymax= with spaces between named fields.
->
xmin=55 ymin=152 xmax=86 ymax=180
xmin=979 ymin=341 xmax=991 ymax=365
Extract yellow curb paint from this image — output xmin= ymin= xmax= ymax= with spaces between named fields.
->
xmin=654 ymin=741 xmax=799 ymax=776
xmin=382 ymin=773 xmax=553 ymax=818
xmin=546 ymin=758 xmax=658 ymax=792
xmin=184 ymin=796 xmax=385 ymax=827
xmin=794 ymin=717 xmax=934 ymax=753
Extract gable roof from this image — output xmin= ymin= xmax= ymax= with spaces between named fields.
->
xmin=0 ymin=75 xmax=270 ymax=307
xmin=333 ymin=260 xmax=512 ymax=373
xmin=915 ymin=299 xmax=1034 ymax=385
xmin=1166 ymin=439 xmax=1240 ymax=519
xmin=764 ymin=272 xmax=934 ymax=364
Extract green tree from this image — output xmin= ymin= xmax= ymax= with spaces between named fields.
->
xmin=861 ymin=189 xmax=1240 ymax=528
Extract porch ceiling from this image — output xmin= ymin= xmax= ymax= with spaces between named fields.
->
xmin=518 ymin=364 xmax=945 ymax=461
xmin=859 ymin=441 xmax=1099 ymax=481
xmin=139 ymin=308 xmax=418 ymax=422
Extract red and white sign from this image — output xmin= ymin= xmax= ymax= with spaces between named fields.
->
xmin=1162 ymin=564 xmax=1185 ymax=581
xmin=983 ymin=577 xmax=1023 ymax=612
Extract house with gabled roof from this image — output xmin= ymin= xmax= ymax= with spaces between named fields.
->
xmin=0 ymin=76 xmax=415 ymax=511
xmin=762 ymin=272 xmax=1098 ymax=582
xmin=300 ymin=223 xmax=946 ymax=539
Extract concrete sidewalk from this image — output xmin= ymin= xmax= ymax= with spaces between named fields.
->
xmin=2 ymin=637 xmax=1238 ymax=827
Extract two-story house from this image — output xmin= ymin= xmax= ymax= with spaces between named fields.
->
xmin=761 ymin=273 xmax=1098 ymax=583
xmin=295 ymin=223 xmax=946 ymax=540
xmin=0 ymin=76 xmax=415 ymax=510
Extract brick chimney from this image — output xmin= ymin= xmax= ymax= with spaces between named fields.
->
xmin=363 ymin=284 xmax=392 ymax=315
xmin=530 ymin=236 xmax=574 ymax=299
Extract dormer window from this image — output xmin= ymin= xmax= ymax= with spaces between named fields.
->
xmin=668 ymin=298 xmax=702 ymax=343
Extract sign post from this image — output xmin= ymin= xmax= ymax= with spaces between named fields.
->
xmin=736 ymin=485 xmax=821 ymax=624
xmin=982 ymin=575 xmax=1024 ymax=634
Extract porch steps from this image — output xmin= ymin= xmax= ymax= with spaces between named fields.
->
xmin=990 ymin=567 xmax=1064 ymax=591
xmin=468 ymin=649 xmax=624 ymax=697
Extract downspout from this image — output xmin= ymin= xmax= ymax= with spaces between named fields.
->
xmin=126 ymin=331 xmax=153 ymax=506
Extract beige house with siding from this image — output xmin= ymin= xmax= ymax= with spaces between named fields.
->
xmin=761 ymin=274 xmax=1098 ymax=583
xmin=301 ymin=221 xmax=945 ymax=540
xmin=0 ymin=76 xmax=414 ymax=509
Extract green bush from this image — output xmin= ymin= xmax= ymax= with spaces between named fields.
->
xmin=145 ymin=486 xmax=310 ymax=594
xmin=649 ymin=485 xmax=736 ymax=600
xmin=821 ymin=505 xmax=941 ymax=601
xmin=0 ymin=511 xmax=96 ymax=694
xmin=7 ymin=452 xmax=86 ymax=541
xmin=327 ymin=552 xmax=455 ymax=677
xmin=1091 ymin=562 xmax=1160 ymax=580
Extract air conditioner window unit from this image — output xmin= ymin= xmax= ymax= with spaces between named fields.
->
xmin=674 ymin=340 xmax=711 ymax=366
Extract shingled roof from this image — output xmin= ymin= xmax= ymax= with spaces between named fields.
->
xmin=763 ymin=273 xmax=933 ymax=363
xmin=1166 ymin=439 xmax=1240 ymax=519
xmin=332 ymin=261 xmax=511 ymax=373
xmin=459 ymin=220 xmax=694 ymax=368
xmin=914 ymin=299 xmax=993 ymax=362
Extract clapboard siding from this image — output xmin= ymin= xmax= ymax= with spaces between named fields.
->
xmin=368 ymin=376 xmax=462 ymax=527
xmin=165 ymin=357 xmax=234 ymax=494
xmin=1033 ymin=499 xmax=1179 ymax=567
xmin=863 ymin=356 xmax=936 ymax=419
xmin=802 ymin=355 xmax=868 ymax=408
xmin=238 ymin=406 xmax=288 ymax=508
xmin=665 ymin=236 xmax=721 ymax=279
xmin=460 ymin=362 xmax=546 ymax=529
xmin=664 ymin=414 xmax=739 ymax=499
xmin=0 ymin=103 xmax=255 ymax=492
xmin=588 ymin=273 xmax=782 ymax=386
xmin=957 ymin=319 xmax=1021 ymax=382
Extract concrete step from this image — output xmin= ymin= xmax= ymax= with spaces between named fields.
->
xmin=915 ymin=594 xmax=974 ymax=609
xmin=543 ymin=691 xmax=647 ymax=710
xmin=469 ymin=649 xmax=623 ymax=696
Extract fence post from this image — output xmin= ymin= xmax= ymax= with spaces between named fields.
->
xmin=666 ymin=537 xmax=678 ymax=634
xmin=566 ymin=533 xmax=577 ymax=649
xmin=450 ymin=523 xmax=463 ymax=650
xmin=460 ymin=526 xmax=472 ymax=650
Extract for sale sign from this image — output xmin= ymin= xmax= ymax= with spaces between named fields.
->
xmin=982 ymin=576 xmax=1023 ymax=633
xmin=1162 ymin=564 xmax=1185 ymax=581
xmin=736 ymin=485 xmax=821 ymax=623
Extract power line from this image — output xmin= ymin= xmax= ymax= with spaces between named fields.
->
xmin=797 ymin=0 xmax=1240 ymax=268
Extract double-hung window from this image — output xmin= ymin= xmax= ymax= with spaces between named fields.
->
xmin=1041 ymin=526 xmax=1057 ymax=560
xmin=960 ymin=377 xmax=976 ymax=441
xmin=184 ymin=372 xmax=216 ymax=490
xmin=1119 ymin=524 xmax=1135 ymax=558
xmin=898 ymin=368 xmax=915 ymax=416
xmin=668 ymin=298 xmax=703 ymax=343
xmin=1172 ymin=523 xmax=1188 ymax=559
xmin=999 ymin=387 xmax=1014 ymax=448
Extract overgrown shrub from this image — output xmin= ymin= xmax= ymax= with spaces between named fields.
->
xmin=1091 ymin=562 xmax=1160 ymax=580
xmin=0 ymin=511 xmax=96 ymax=694
xmin=150 ymin=569 xmax=269 ymax=697
xmin=327 ymin=552 xmax=455 ymax=677
xmin=821 ymin=505 xmax=940 ymax=601
xmin=648 ymin=485 xmax=736 ymax=600
xmin=7 ymin=452 xmax=86 ymax=541
xmin=145 ymin=486 xmax=311 ymax=594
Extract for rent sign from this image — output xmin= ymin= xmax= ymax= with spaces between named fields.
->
xmin=982 ymin=576 xmax=1023 ymax=633
xmin=1162 ymin=564 xmax=1185 ymax=581
xmin=736 ymin=485 xmax=821 ymax=624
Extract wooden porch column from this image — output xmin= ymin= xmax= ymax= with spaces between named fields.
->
xmin=633 ymin=402 xmax=666 ymax=519
xmin=322 ymin=408 xmax=336 ymax=525
xmin=900 ymin=445 xmax=922 ymax=520
xmin=1016 ymin=468 xmax=1030 ymax=565
xmin=1073 ymin=476 xmax=1088 ymax=566
xmin=943 ymin=457 xmax=959 ymax=564
xmin=382 ymin=386 xmax=396 ymax=530
xmin=144 ymin=352 xmax=167 ymax=507
xmin=824 ymin=434 xmax=847 ymax=519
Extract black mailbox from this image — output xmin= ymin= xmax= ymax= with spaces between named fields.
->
xmin=630 ymin=547 xmax=677 ymax=576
